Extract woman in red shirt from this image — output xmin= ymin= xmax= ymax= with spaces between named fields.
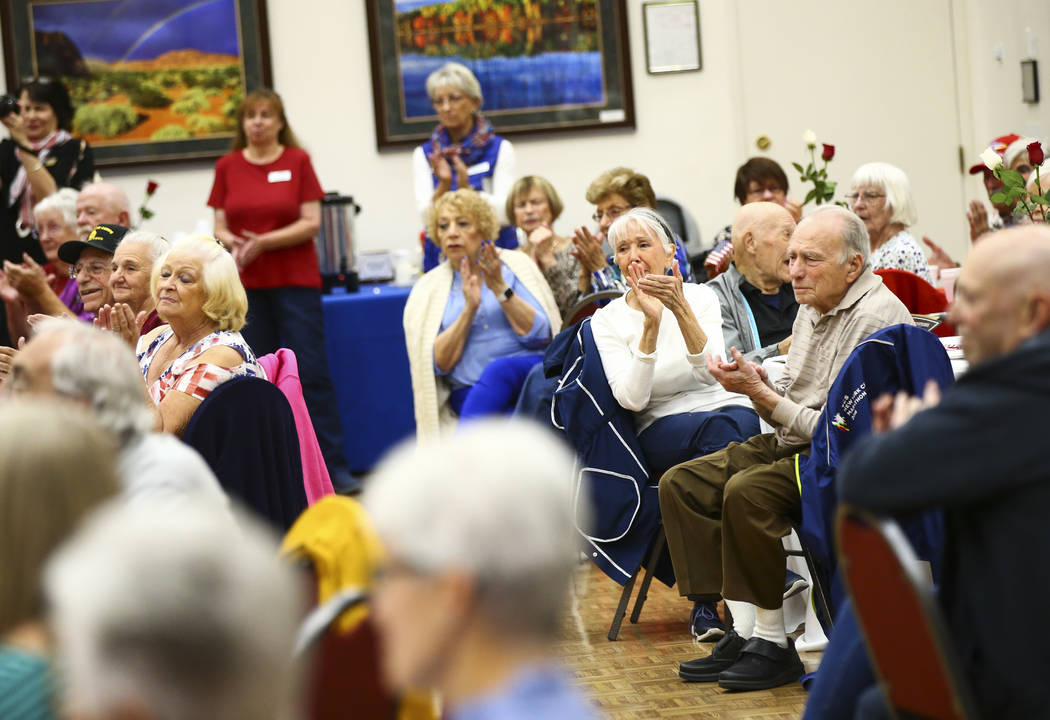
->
xmin=208 ymin=89 xmax=356 ymax=492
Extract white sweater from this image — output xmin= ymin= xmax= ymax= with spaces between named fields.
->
xmin=590 ymin=282 xmax=751 ymax=433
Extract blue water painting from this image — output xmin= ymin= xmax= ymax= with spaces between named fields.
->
xmin=401 ymin=52 xmax=604 ymax=118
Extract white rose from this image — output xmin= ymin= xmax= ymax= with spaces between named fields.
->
xmin=980 ymin=147 xmax=1003 ymax=172
xmin=802 ymin=129 xmax=817 ymax=148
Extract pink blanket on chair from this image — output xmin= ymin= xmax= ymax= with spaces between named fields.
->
xmin=259 ymin=349 xmax=335 ymax=504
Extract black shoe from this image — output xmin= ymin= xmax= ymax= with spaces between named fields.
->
xmin=716 ymin=636 xmax=804 ymax=691
xmin=678 ymin=629 xmax=746 ymax=682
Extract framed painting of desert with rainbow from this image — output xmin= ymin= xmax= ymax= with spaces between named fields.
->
xmin=1 ymin=0 xmax=272 ymax=166
xmin=365 ymin=0 xmax=634 ymax=148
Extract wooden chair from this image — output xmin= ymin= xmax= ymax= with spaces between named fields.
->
xmin=837 ymin=506 xmax=979 ymax=720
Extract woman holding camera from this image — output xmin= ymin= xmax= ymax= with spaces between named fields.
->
xmin=208 ymin=88 xmax=355 ymax=492
xmin=0 ymin=79 xmax=93 ymax=264
xmin=0 ymin=78 xmax=93 ymax=344
xmin=413 ymin=62 xmax=517 ymax=271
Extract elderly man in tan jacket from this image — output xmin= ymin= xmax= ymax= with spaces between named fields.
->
xmin=661 ymin=206 xmax=913 ymax=691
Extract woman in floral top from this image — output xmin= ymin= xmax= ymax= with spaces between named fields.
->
xmin=849 ymin=162 xmax=933 ymax=283
xmin=137 ymin=235 xmax=265 ymax=435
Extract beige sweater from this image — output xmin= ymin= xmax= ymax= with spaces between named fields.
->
xmin=403 ymin=249 xmax=562 ymax=441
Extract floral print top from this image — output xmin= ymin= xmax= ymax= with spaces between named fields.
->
xmin=137 ymin=328 xmax=267 ymax=405
xmin=871 ymin=230 xmax=933 ymax=283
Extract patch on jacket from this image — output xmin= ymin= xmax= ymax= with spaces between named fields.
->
xmin=833 ymin=382 xmax=867 ymax=432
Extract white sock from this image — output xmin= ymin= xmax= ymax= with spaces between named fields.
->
xmin=752 ymin=606 xmax=788 ymax=648
xmin=725 ymin=599 xmax=755 ymax=639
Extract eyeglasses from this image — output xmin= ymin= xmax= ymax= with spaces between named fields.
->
xmin=592 ymin=205 xmax=632 ymax=223
xmin=70 ymin=261 xmax=109 ymax=278
xmin=846 ymin=191 xmax=886 ymax=204
xmin=432 ymin=93 xmax=467 ymax=108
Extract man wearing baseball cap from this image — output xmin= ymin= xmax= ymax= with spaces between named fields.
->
xmin=57 ymin=222 xmax=129 ymax=316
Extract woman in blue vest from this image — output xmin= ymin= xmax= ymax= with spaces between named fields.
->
xmin=413 ymin=62 xmax=517 ymax=272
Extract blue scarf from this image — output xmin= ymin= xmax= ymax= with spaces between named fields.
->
xmin=428 ymin=115 xmax=495 ymax=168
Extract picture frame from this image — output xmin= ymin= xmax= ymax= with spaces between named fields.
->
xmin=642 ymin=0 xmax=701 ymax=75
xmin=365 ymin=0 xmax=634 ymax=149
xmin=1 ymin=0 xmax=273 ymax=167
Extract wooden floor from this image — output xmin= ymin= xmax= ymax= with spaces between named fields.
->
xmin=555 ymin=564 xmax=821 ymax=719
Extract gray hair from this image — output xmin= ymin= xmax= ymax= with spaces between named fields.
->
xmin=425 ymin=62 xmax=483 ymax=105
xmin=45 ymin=500 xmax=302 ymax=720
xmin=120 ymin=230 xmax=170 ymax=265
xmin=809 ymin=206 xmax=872 ymax=270
xmin=34 ymin=318 xmax=153 ymax=445
xmin=606 ymin=207 xmax=675 ymax=257
xmin=850 ymin=161 xmax=918 ymax=227
xmin=364 ymin=419 xmax=585 ymax=638
xmin=33 ymin=187 xmax=79 ymax=229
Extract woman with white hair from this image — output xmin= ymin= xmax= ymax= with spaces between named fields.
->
xmin=591 ymin=208 xmax=759 ymax=478
xmin=95 ymin=230 xmax=169 ymax=345
xmin=848 ymin=162 xmax=932 ymax=282
xmin=365 ymin=419 xmax=601 ymax=719
xmin=414 ymin=62 xmax=518 ymax=272
xmin=137 ymin=234 xmax=265 ymax=435
xmin=0 ymin=188 xmax=89 ymax=342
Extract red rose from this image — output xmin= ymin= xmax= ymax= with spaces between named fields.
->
xmin=821 ymin=143 xmax=835 ymax=161
xmin=146 ymin=180 xmax=158 ymax=195
xmin=1028 ymin=141 xmax=1044 ymax=166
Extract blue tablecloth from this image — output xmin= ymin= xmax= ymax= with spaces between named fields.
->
xmin=323 ymin=284 xmax=416 ymax=473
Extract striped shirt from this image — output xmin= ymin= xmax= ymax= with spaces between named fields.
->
xmin=770 ymin=271 xmax=913 ymax=447
xmin=0 ymin=646 xmax=59 ymax=720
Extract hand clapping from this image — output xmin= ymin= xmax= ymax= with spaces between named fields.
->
xmin=459 ymin=256 xmax=481 ymax=309
xmin=637 ymin=259 xmax=686 ymax=313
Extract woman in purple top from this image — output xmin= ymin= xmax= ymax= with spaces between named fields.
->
xmin=0 ymin=188 xmax=89 ymax=342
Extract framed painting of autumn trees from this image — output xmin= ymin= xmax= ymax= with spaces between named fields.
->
xmin=1 ymin=0 xmax=272 ymax=166
xmin=366 ymin=0 xmax=634 ymax=148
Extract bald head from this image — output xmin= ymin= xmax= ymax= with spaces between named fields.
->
xmin=731 ymin=202 xmax=795 ymax=288
xmin=949 ymin=225 xmax=1050 ymax=366
xmin=76 ymin=183 xmax=131 ymax=240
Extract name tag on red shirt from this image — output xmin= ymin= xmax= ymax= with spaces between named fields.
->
xmin=268 ymin=170 xmax=292 ymax=183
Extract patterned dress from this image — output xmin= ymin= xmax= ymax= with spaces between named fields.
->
xmin=871 ymin=229 xmax=933 ymax=283
xmin=137 ymin=328 xmax=266 ymax=405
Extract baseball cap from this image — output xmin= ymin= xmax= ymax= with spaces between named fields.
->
xmin=58 ymin=223 xmax=130 ymax=264
xmin=968 ymin=133 xmax=1021 ymax=174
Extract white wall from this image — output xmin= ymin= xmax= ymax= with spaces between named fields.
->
xmin=2 ymin=1 xmax=1045 ymax=260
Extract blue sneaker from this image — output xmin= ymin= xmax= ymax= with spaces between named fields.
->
xmin=690 ymin=601 xmax=726 ymax=642
xmin=783 ymin=569 xmax=809 ymax=600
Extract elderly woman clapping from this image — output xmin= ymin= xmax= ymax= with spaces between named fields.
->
xmin=591 ymin=208 xmax=759 ymax=477
xmin=137 ymin=235 xmax=265 ymax=435
xmin=848 ymin=162 xmax=932 ymax=282
xmin=95 ymin=230 xmax=169 ymax=346
xmin=404 ymin=189 xmax=560 ymax=439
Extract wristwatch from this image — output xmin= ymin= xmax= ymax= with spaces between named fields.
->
xmin=498 ymin=286 xmax=515 ymax=303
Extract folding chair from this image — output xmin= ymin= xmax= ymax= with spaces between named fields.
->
xmin=837 ymin=506 xmax=980 ymax=720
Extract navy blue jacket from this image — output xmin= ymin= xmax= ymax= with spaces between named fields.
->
xmin=797 ymin=324 xmax=954 ymax=617
xmin=550 ymin=319 xmax=672 ymax=586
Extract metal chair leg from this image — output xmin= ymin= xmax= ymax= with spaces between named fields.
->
xmin=608 ymin=570 xmax=639 ymax=641
xmin=629 ymin=530 xmax=666 ymax=624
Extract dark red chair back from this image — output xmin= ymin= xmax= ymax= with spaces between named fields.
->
xmin=874 ymin=269 xmax=956 ymax=337
xmin=837 ymin=506 xmax=979 ymax=720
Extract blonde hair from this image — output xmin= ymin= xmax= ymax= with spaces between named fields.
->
xmin=0 ymin=399 xmax=119 ymax=633
xmin=585 ymin=167 xmax=657 ymax=208
xmin=506 ymin=176 xmax=564 ymax=226
xmin=151 ymin=235 xmax=248 ymax=332
xmin=427 ymin=189 xmax=499 ymax=249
